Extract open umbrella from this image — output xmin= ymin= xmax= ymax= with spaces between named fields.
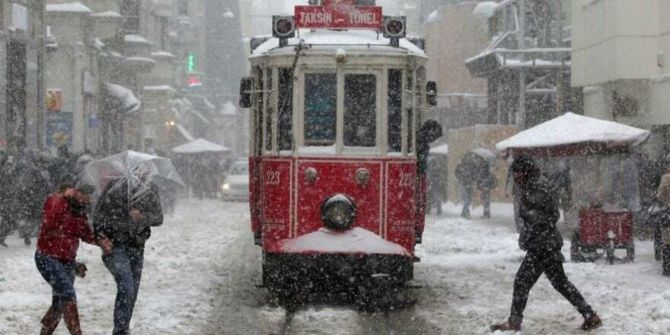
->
xmin=78 ymin=150 xmax=184 ymax=207
xmin=470 ymin=147 xmax=496 ymax=165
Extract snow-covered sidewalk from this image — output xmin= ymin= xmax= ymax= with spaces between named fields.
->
xmin=0 ymin=198 xmax=249 ymax=335
xmin=416 ymin=202 xmax=670 ymax=334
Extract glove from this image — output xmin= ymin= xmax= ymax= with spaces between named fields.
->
xmin=75 ymin=262 xmax=87 ymax=278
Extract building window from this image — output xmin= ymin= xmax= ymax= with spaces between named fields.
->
xmin=121 ymin=0 xmax=140 ymax=33
xmin=612 ymin=92 xmax=639 ymax=118
xmin=178 ymin=0 xmax=188 ymax=16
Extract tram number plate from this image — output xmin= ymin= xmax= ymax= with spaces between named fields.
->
xmin=265 ymin=171 xmax=281 ymax=185
xmin=399 ymin=172 xmax=414 ymax=188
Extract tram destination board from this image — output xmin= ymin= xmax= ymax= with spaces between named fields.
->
xmin=295 ymin=5 xmax=382 ymax=29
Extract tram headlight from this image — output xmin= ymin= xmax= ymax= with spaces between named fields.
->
xmin=321 ymin=194 xmax=356 ymax=231
xmin=222 ymin=183 xmax=230 ymax=191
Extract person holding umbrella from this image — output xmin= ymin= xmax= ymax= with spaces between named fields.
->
xmin=92 ymin=161 xmax=165 ymax=335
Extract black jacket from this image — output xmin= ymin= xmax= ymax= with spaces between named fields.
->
xmin=93 ymin=179 xmax=163 ymax=248
xmin=518 ymin=174 xmax=562 ymax=252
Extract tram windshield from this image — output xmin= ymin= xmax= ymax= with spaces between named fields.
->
xmin=344 ymin=74 xmax=377 ymax=147
xmin=304 ymin=73 xmax=337 ymax=146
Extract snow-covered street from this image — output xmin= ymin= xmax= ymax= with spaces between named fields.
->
xmin=2 ymin=199 xmax=670 ymax=334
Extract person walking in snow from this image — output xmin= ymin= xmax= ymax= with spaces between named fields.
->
xmin=655 ymin=166 xmax=670 ymax=276
xmin=455 ymin=154 xmax=478 ymax=219
xmin=35 ymin=184 xmax=111 ymax=335
xmin=491 ymin=155 xmax=602 ymax=332
xmin=93 ymin=172 xmax=163 ymax=335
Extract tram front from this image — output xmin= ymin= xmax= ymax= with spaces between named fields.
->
xmin=240 ymin=1 xmax=438 ymax=291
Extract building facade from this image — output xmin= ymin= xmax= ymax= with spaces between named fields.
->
xmin=466 ymin=0 xmax=579 ymax=129
xmin=422 ymin=0 xmax=489 ymax=130
xmin=571 ymin=0 xmax=670 ymax=156
xmin=0 ymin=0 xmax=46 ymax=153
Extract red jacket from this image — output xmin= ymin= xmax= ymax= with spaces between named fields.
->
xmin=37 ymin=194 xmax=96 ymax=261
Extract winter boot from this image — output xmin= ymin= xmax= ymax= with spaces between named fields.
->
xmin=40 ymin=306 xmax=62 ymax=335
xmin=490 ymin=321 xmax=521 ymax=332
xmin=62 ymin=301 xmax=82 ymax=335
xmin=581 ymin=313 xmax=602 ymax=331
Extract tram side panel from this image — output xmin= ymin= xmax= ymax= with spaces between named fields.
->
xmin=385 ymin=161 xmax=417 ymax=254
xmin=261 ymin=159 xmax=293 ymax=252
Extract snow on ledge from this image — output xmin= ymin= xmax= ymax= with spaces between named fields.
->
xmin=46 ymin=2 xmax=91 ymax=13
xmin=280 ymin=227 xmax=411 ymax=256
xmin=473 ymin=1 xmax=499 ymax=19
xmin=91 ymin=11 xmax=122 ymax=18
xmin=125 ymin=34 xmax=152 ymax=45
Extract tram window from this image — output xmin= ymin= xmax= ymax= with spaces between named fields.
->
xmin=407 ymin=72 xmax=415 ymax=153
xmin=344 ymin=74 xmax=377 ymax=147
xmin=265 ymin=70 xmax=274 ymax=151
xmin=388 ymin=69 xmax=403 ymax=152
xmin=254 ymin=69 xmax=264 ymax=155
xmin=304 ymin=73 xmax=337 ymax=146
xmin=278 ymin=68 xmax=293 ymax=151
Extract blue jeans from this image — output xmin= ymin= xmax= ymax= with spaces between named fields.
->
xmin=103 ymin=245 xmax=144 ymax=335
xmin=35 ymin=252 xmax=76 ymax=311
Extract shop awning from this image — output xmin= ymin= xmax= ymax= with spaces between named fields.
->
xmin=105 ymin=83 xmax=140 ymax=113
xmin=172 ymin=138 xmax=230 ymax=154
xmin=496 ymin=113 xmax=650 ymax=157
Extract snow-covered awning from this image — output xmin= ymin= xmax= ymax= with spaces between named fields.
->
xmin=175 ymin=124 xmax=194 ymax=142
xmin=430 ymin=144 xmax=449 ymax=156
xmin=105 ymin=83 xmax=140 ymax=113
xmin=496 ymin=113 xmax=650 ymax=157
xmin=46 ymin=2 xmax=91 ymax=14
xmin=172 ymin=138 xmax=230 ymax=154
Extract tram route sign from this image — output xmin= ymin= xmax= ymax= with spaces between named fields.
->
xmin=295 ymin=5 xmax=382 ymax=29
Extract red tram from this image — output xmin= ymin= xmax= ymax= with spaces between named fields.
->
xmin=239 ymin=0 xmax=437 ymax=291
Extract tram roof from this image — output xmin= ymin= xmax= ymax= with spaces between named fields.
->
xmin=250 ymin=30 xmax=427 ymax=59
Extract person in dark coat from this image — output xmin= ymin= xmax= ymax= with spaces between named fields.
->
xmin=36 ymin=184 xmax=111 ymax=335
xmin=491 ymin=155 xmax=602 ymax=332
xmin=415 ymin=120 xmax=443 ymax=242
xmin=477 ymin=163 xmax=497 ymax=219
xmin=93 ymin=170 xmax=163 ymax=335
xmin=455 ymin=154 xmax=478 ymax=219
xmin=18 ymin=149 xmax=52 ymax=245
xmin=0 ymin=151 xmax=18 ymax=246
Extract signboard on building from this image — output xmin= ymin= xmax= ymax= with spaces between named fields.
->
xmin=295 ymin=5 xmax=382 ymax=29
xmin=46 ymin=112 xmax=73 ymax=148
xmin=46 ymin=89 xmax=63 ymax=112
xmin=11 ymin=4 xmax=28 ymax=31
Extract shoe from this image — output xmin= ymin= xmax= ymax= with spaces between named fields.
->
xmin=490 ymin=321 xmax=521 ymax=332
xmin=24 ymin=237 xmax=31 ymax=246
xmin=581 ymin=313 xmax=602 ymax=331
xmin=460 ymin=212 xmax=471 ymax=219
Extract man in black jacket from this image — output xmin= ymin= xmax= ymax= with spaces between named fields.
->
xmin=94 ymin=173 xmax=163 ymax=335
xmin=491 ymin=155 xmax=602 ymax=332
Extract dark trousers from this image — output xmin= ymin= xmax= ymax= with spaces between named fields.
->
xmin=662 ymin=244 xmax=670 ymax=275
xmin=509 ymin=249 xmax=593 ymax=324
xmin=103 ymin=245 xmax=145 ymax=335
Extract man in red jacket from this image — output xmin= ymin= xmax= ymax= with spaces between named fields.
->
xmin=35 ymin=184 xmax=111 ymax=335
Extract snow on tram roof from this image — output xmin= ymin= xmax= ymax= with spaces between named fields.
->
xmin=251 ymin=29 xmax=426 ymax=58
